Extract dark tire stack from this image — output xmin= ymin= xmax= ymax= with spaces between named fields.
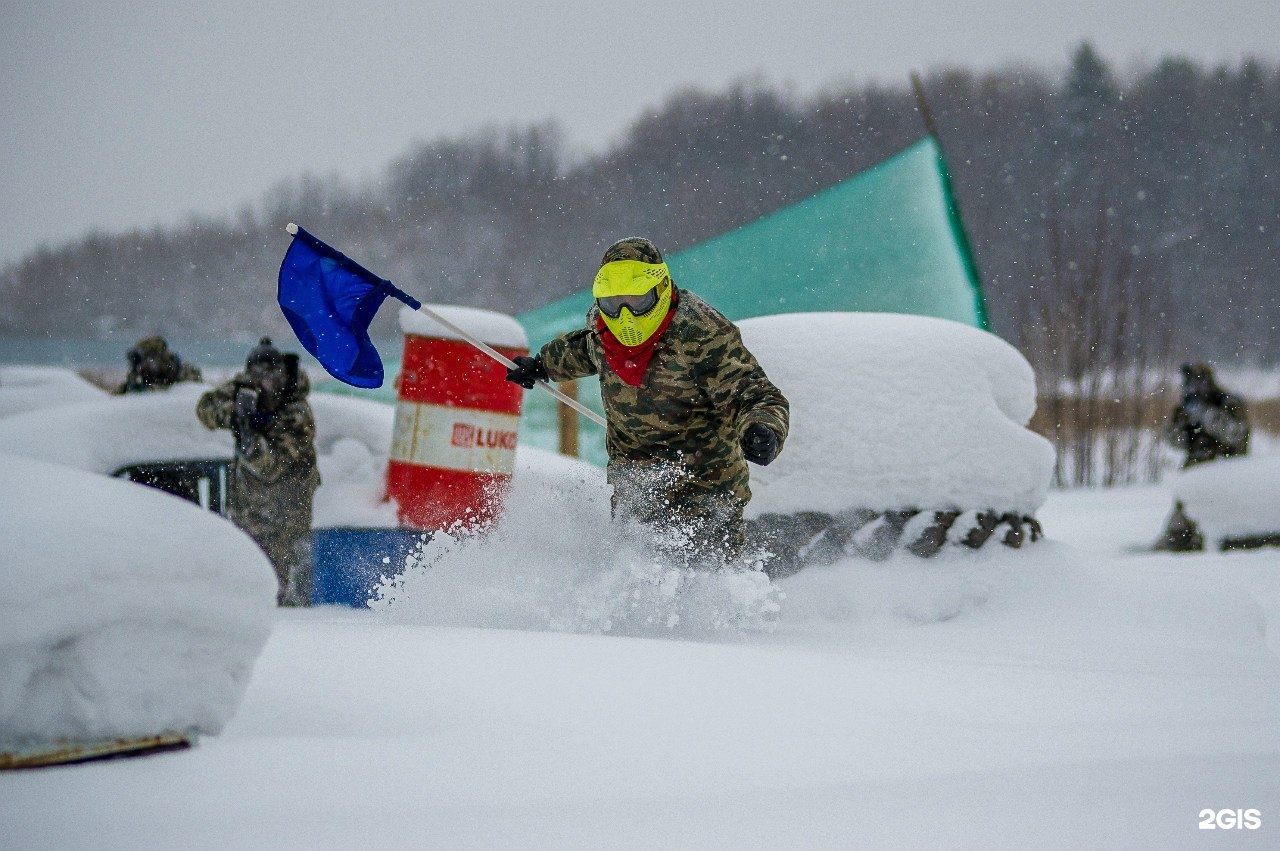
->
xmin=746 ymin=508 xmax=1044 ymax=579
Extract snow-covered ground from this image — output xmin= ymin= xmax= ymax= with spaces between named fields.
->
xmin=10 ymin=481 xmax=1280 ymax=844
xmin=2 ymin=337 xmax=1278 ymax=849
xmin=1176 ymin=455 xmax=1280 ymax=547
xmin=3 ymin=477 xmax=1278 ymax=849
xmin=0 ymin=365 xmax=107 ymax=417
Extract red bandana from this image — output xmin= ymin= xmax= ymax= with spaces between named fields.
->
xmin=596 ymin=298 xmax=677 ymax=387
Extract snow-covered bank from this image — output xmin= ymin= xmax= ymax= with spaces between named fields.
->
xmin=2 ymin=478 xmax=1279 ymax=848
xmin=0 ymin=365 xmax=108 ymax=417
xmin=740 ymin=313 xmax=1054 ymax=517
xmin=4 ymin=531 xmax=1278 ymax=850
xmin=0 ymin=454 xmax=276 ymax=747
xmin=0 ymin=378 xmax=596 ymax=533
xmin=0 ymin=383 xmax=397 ymax=477
xmin=1176 ymin=454 xmax=1280 ymax=546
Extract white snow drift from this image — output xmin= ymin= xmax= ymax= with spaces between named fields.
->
xmin=0 ymin=382 xmax=403 ymax=528
xmin=0 ymin=454 xmax=277 ymax=747
xmin=0 ymin=365 xmax=108 ymax=418
xmin=740 ymin=312 xmax=1055 ymax=516
xmin=1175 ymin=454 xmax=1280 ymax=544
xmin=0 ymin=383 xmax=234 ymax=474
xmin=0 ymin=375 xmax=601 ymax=532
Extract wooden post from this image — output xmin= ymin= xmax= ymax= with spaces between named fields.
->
xmin=909 ymin=71 xmax=940 ymax=139
xmin=557 ymin=379 xmax=579 ymax=457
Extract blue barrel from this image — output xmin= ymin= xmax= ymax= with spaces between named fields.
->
xmin=310 ymin=527 xmax=429 ymax=607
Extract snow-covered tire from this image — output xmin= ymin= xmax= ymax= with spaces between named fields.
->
xmin=746 ymin=508 xmax=1043 ymax=578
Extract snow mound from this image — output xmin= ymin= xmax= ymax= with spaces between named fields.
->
xmin=0 ymin=383 xmax=400 ymax=475
xmin=311 ymin=393 xmax=395 ymax=456
xmin=0 ymin=375 xmax=605 ymax=533
xmin=313 ymin=437 xmax=398 ymax=528
xmin=0 ymin=384 xmax=231 ymax=473
xmin=1174 ymin=455 xmax=1280 ymax=544
xmin=739 ymin=313 xmax=1054 ymax=516
xmin=309 ymin=395 xmax=402 ymax=528
xmin=0 ymin=365 xmax=109 ymax=418
xmin=0 ymin=382 xmax=405 ymax=528
xmin=0 ymin=454 xmax=276 ymax=746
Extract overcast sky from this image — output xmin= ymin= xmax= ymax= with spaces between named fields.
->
xmin=2 ymin=0 xmax=1277 ymax=267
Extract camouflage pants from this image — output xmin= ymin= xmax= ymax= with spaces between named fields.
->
xmin=230 ymin=474 xmax=316 ymax=606
xmin=248 ymin=527 xmax=314 ymax=606
xmin=608 ymin=460 xmax=746 ymax=567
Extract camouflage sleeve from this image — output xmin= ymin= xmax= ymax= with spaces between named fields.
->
xmin=698 ymin=314 xmax=790 ymax=454
xmin=177 ymin=360 xmax=203 ymax=383
xmin=1206 ymin=395 xmax=1250 ymax=448
xmin=196 ymin=379 xmax=239 ymax=430
xmin=246 ymin=400 xmax=318 ymax=482
xmin=539 ymin=326 xmax=599 ymax=383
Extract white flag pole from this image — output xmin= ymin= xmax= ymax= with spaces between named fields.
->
xmin=411 ymin=303 xmax=607 ymax=428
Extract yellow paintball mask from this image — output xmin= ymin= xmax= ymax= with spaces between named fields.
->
xmin=593 ymin=259 xmax=673 ymax=346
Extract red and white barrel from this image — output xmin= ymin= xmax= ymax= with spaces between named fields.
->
xmin=387 ymin=305 xmax=528 ymax=530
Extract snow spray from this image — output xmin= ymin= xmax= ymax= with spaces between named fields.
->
xmin=368 ymin=464 xmax=782 ymax=638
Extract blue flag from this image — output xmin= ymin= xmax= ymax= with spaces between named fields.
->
xmin=277 ymin=225 xmax=421 ymax=388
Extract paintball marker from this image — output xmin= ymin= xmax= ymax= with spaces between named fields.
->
xmin=234 ymin=387 xmax=260 ymax=456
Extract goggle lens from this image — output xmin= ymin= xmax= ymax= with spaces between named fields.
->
xmin=597 ymin=287 xmax=659 ymax=318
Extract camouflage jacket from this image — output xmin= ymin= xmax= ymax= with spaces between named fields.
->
xmin=1165 ymin=392 xmax=1250 ymax=467
xmin=540 ymin=289 xmax=788 ymax=514
xmin=196 ymin=370 xmax=321 ymax=536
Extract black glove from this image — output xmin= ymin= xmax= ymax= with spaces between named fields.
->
xmin=505 ymin=355 xmax=548 ymax=389
xmin=741 ymin=422 xmax=778 ymax=466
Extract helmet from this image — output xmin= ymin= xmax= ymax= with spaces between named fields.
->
xmin=1181 ymin=362 xmax=1214 ymax=382
xmin=244 ymin=337 xmax=301 ymax=406
xmin=601 ymin=237 xmax=664 ymax=266
xmin=127 ymin=336 xmax=171 ymax=365
xmin=246 ymin=337 xmax=285 ymax=370
xmin=1181 ymin=362 xmax=1216 ymax=395
xmin=125 ymin=336 xmax=179 ymax=386
xmin=593 ymin=238 xmax=673 ymax=346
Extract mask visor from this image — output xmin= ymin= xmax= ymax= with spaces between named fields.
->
xmin=597 ymin=287 xmax=659 ymax=318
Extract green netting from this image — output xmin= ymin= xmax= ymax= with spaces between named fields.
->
xmin=519 ymin=136 xmax=986 ymax=348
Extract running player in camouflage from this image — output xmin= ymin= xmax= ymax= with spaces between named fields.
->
xmin=197 ymin=338 xmax=321 ymax=605
xmin=116 ymin=336 xmax=202 ymax=394
xmin=506 ymin=238 xmax=789 ymax=564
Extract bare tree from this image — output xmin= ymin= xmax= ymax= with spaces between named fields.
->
xmin=1021 ymin=197 xmax=1176 ymax=487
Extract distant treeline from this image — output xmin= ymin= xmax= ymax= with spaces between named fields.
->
xmin=2 ymin=43 xmax=1277 ymax=367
